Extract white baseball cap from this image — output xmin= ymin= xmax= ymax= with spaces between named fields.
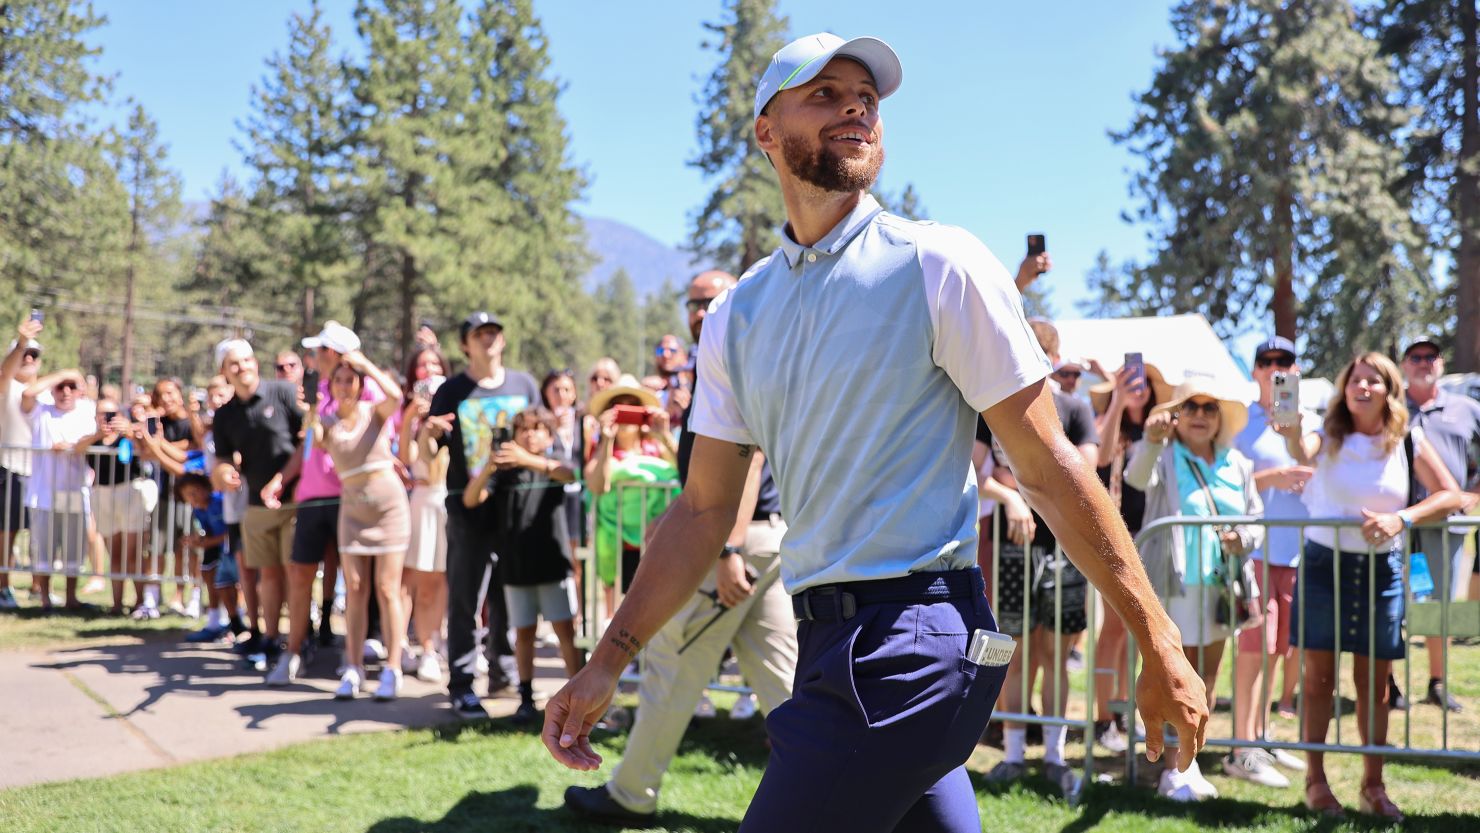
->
xmin=214 ymin=338 xmax=253 ymax=370
xmin=302 ymin=321 xmax=360 ymax=354
xmin=754 ymin=33 xmax=903 ymax=122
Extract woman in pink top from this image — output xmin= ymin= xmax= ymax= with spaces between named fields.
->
xmin=314 ymin=351 xmax=410 ymax=701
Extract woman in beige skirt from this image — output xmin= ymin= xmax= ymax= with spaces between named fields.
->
xmin=314 ymin=350 xmax=410 ymax=701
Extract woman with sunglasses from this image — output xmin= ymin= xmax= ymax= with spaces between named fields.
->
xmin=1273 ymin=352 xmax=1466 ymax=821
xmin=1126 ymin=377 xmax=1265 ymax=802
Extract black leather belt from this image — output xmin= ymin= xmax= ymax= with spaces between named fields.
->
xmin=792 ymin=568 xmax=982 ymax=623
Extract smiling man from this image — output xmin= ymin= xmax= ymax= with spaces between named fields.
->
xmin=542 ymin=33 xmax=1208 ymax=832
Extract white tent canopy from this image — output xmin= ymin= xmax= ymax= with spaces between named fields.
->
xmin=1053 ymin=313 xmax=1246 ymax=387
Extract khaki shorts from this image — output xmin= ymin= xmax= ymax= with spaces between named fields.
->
xmin=242 ymin=505 xmax=295 ymax=569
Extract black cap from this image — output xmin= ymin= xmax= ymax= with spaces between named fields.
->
xmin=1402 ymin=338 xmax=1442 ymax=358
xmin=459 ymin=311 xmax=503 ymax=341
xmin=1252 ymin=335 xmax=1297 ymax=364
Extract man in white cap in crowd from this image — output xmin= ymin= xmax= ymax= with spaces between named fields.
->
xmin=211 ymin=338 xmax=304 ymax=667
xmin=0 ymin=315 xmax=45 ymax=609
xmin=543 ymin=32 xmax=1207 ymax=831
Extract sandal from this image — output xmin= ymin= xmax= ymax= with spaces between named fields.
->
xmin=1357 ymin=782 xmax=1403 ymax=822
xmin=1304 ymin=780 xmax=1345 ymax=819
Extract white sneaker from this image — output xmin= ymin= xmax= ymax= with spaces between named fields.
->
xmin=694 ymin=694 xmax=717 ymax=718
xmin=374 ymin=667 xmax=402 ymax=701
xmin=729 ymin=692 xmax=759 ymax=720
xmin=1158 ymin=768 xmax=1201 ymax=802
xmin=416 ymin=653 xmax=443 ymax=683
xmin=1268 ymin=747 xmax=1307 ymax=772
xmin=475 ymin=653 xmax=490 ymax=677
xmin=266 ymin=652 xmax=301 ymax=686
xmin=130 ymin=605 xmax=160 ymax=621
xmin=1183 ymin=760 xmax=1219 ymax=799
xmin=183 ymin=599 xmax=201 ymax=619
xmin=363 ymin=638 xmax=388 ymax=662
xmin=1223 ymin=749 xmax=1290 ymax=788
xmin=335 ymin=667 xmax=364 ymax=700
xmin=401 ymin=648 xmax=420 ymax=675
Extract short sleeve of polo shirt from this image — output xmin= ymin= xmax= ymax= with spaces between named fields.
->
xmin=689 ymin=289 xmax=754 ymax=446
xmin=919 ymin=226 xmax=1050 ymax=413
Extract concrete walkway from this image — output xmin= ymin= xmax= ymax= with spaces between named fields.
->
xmin=0 ymin=636 xmax=568 ymax=790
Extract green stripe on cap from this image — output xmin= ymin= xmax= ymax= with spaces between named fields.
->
xmin=778 ymin=52 xmax=827 ymax=90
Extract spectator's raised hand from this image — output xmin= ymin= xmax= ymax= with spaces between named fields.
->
xmin=420 ymin=413 xmax=452 ymax=440
xmin=597 ymin=408 xmax=619 ymax=441
xmin=17 ymin=317 xmax=41 ymax=342
xmin=1266 ymin=465 xmax=1314 ymax=494
xmin=1015 ymin=253 xmax=1052 ymax=289
xmin=669 ymin=386 xmax=692 ymax=414
xmin=648 ymin=407 xmax=671 ymax=435
xmin=1144 ymin=410 xmax=1175 ymax=444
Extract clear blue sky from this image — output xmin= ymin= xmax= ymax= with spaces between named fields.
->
xmin=88 ymin=0 xmax=1239 ymax=340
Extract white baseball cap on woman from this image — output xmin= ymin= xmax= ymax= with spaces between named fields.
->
xmin=754 ymin=33 xmax=903 ymax=121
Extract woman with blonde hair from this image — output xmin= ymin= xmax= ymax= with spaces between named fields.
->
xmin=1126 ymin=375 xmax=1265 ymax=801
xmin=1276 ymin=351 xmax=1465 ymax=821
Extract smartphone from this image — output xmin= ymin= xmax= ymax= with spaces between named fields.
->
xmin=303 ymin=369 xmax=320 ymax=408
xmin=612 ymin=404 xmax=651 ymax=426
xmin=1272 ymin=371 xmax=1301 ymax=427
xmin=492 ymin=410 xmax=513 ymax=446
xmin=145 ymin=416 xmax=159 ymax=435
xmin=1123 ymin=352 xmax=1146 ymax=393
xmin=28 ymin=309 xmax=43 ymax=323
xmin=101 ymin=410 xmax=118 ymax=424
xmin=1026 ymin=234 xmax=1046 ymax=256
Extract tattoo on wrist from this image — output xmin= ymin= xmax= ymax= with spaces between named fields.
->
xmin=607 ymin=628 xmax=642 ymax=660
xmin=736 ymin=444 xmax=754 ymax=458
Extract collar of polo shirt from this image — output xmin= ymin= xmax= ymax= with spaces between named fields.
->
xmin=779 ymin=194 xmax=885 ymax=268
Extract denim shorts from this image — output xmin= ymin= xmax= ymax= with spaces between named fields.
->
xmin=1290 ymin=540 xmax=1405 ymax=659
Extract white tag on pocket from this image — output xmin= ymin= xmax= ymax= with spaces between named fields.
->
xmin=965 ymin=629 xmax=1016 ymax=667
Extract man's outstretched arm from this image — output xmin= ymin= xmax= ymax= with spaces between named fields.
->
xmin=983 ymin=379 xmax=1209 ymax=770
xmin=542 ymin=435 xmax=755 ymax=770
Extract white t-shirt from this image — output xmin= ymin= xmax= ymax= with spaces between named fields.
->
xmin=1302 ymin=428 xmax=1417 ymax=553
xmin=26 ymin=400 xmax=96 ymax=512
xmin=1 ymin=379 xmax=48 ymax=475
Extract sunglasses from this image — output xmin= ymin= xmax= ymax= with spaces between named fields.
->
xmin=54 ymin=381 xmax=78 ymax=393
xmin=275 ymin=363 xmax=299 ymax=371
xmin=1254 ymin=353 xmax=1295 ymax=369
xmin=1053 ymin=369 xmax=1081 ymax=379
xmin=1179 ymin=400 xmax=1220 ymax=417
xmin=654 ymin=346 xmax=680 ymax=356
xmin=685 ymin=297 xmax=719 ymax=313
xmin=21 ymin=350 xmax=39 ymax=361
xmin=1405 ymin=352 xmax=1440 ymax=365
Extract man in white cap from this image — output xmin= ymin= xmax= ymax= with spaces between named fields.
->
xmin=543 ymin=33 xmax=1207 ymax=831
xmin=0 ymin=315 xmax=44 ymax=609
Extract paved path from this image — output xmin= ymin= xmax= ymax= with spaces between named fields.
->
xmin=0 ymin=636 xmax=568 ymax=790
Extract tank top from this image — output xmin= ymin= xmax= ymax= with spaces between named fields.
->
xmin=323 ymin=402 xmax=396 ymax=480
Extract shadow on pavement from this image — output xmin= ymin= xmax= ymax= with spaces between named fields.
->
xmin=365 ymin=785 xmax=739 ymax=833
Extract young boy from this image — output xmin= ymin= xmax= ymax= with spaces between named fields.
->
xmin=175 ymin=473 xmax=246 ymax=642
xmin=466 ymin=406 xmax=582 ymax=723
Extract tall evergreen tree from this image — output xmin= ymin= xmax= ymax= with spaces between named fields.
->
xmin=108 ymin=103 xmax=181 ymax=395
xmin=1375 ymin=0 xmax=1480 ymax=370
xmin=239 ymin=0 xmax=354 ymax=338
xmin=688 ymin=0 xmax=788 ymax=275
xmin=591 ymin=268 xmax=642 ymax=373
xmin=1112 ymin=0 xmax=1433 ymax=372
xmin=460 ymin=0 xmax=593 ymax=372
xmin=0 ymin=0 xmax=118 ymax=364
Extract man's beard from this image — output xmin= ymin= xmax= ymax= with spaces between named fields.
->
xmin=780 ymin=131 xmax=884 ymax=193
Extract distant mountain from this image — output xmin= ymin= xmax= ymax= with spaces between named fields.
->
xmin=580 ymin=216 xmax=709 ymax=298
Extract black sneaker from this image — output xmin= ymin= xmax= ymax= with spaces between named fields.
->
xmin=1388 ymin=675 xmax=1409 ymax=711
xmin=511 ymin=700 xmax=539 ymax=725
xmin=563 ymin=784 xmax=656 ymax=827
xmin=232 ymin=633 xmax=264 ymax=656
xmin=317 ymin=618 xmax=335 ymax=648
xmin=451 ymin=691 xmax=489 ymax=721
xmin=1425 ymin=680 xmax=1463 ymax=713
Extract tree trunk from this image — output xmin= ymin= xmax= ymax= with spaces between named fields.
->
xmin=1271 ymin=183 xmax=1297 ymax=340
xmin=120 ymin=200 xmax=141 ymax=396
xmin=400 ymin=249 xmax=416 ymax=371
xmin=300 ymin=284 xmax=316 ymax=338
xmin=1455 ymin=0 xmax=1480 ymax=372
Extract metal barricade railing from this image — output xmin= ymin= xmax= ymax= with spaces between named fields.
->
xmin=1122 ymin=514 xmax=1480 ymax=783
xmin=0 ymin=443 xmax=203 ymax=599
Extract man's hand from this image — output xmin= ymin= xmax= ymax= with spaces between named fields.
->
xmin=715 ymin=553 xmax=755 ymax=607
xmin=261 ymin=474 xmax=286 ymax=509
xmin=17 ymin=318 xmax=41 ymax=342
xmin=420 ymin=414 xmax=452 ymax=440
xmin=214 ymin=466 xmax=242 ymax=492
xmin=1136 ymin=645 xmax=1209 ymax=770
xmin=543 ymin=662 xmax=621 ymax=771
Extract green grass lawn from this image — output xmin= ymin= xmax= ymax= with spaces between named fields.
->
xmin=0 ymin=574 xmax=187 ymax=651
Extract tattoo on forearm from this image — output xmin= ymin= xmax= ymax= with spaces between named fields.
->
xmin=607 ymin=628 xmax=642 ymax=660
xmin=736 ymin=444 xmax=754 ymax=458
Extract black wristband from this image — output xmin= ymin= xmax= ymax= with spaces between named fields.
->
xmin=720 ymin=544 xmax=743 ymax=559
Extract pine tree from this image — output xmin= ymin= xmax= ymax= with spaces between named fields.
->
xmin=592 ymin=268 xmax=642 ymax=374
xmin=1112 ymin=0 xmax=1434 ymax=373
xmin=108 ymin=103 xmax=182 ymax=394
xmin=0 ymin=0 xmax=119 ymax=365
xmin=1375 ymin=0 xmax=1480 ymax=371
xmin=459 ymin=0 xmax=593 ymax=373
xmin=876 ymin=182 xmax=927 ymax=220
xmin=688 ymin=0 xmax=788 ymax=275
xmin=239 ymin=0 xmax=355 ymax=338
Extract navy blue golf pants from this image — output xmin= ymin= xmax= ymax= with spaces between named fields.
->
xmin=739 ymin=569 xmax=1007 ymax=832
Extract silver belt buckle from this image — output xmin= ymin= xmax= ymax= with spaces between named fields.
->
xmin=965 ymin=629 xmax=1016 ymax=667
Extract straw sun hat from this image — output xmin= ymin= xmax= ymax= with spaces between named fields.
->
xmin=1088 ymin=362 xmax=1174 ymax=415
xmin=587 ymin=373 xmax=661 ymax=415
xmin=1149 ymin=377 xmax=1249 ymax=446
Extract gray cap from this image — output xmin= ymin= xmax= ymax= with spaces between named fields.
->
xmin=754 ymin=33 xmax=903 ymax=121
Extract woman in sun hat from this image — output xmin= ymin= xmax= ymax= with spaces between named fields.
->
xmin=1126 ymin=374 xmax=1265 ymax=802
xmin=1273 ymin=352 xmax=1466 ymax=821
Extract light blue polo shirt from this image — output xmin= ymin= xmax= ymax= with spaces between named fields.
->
xmin=690 ymin=194 xmax=1049 ymax=592
xmin=1232 ymin=401 xmax=1318 ymax=567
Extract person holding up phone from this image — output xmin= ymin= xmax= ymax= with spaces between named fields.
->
xmin=1014 ymin=232 xmax=1053 ymax=293
xmin=0 ymin=314 xmax=46 ymax=611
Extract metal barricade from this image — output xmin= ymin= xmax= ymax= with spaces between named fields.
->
xmin=0 ymin=443 xmax=202 ymax=602
xmin=1123 ymin=515 xmax=1480 ymax=782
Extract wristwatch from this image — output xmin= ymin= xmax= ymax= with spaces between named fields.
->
xmin=720 ymin=544 xmax=743 ymax=559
